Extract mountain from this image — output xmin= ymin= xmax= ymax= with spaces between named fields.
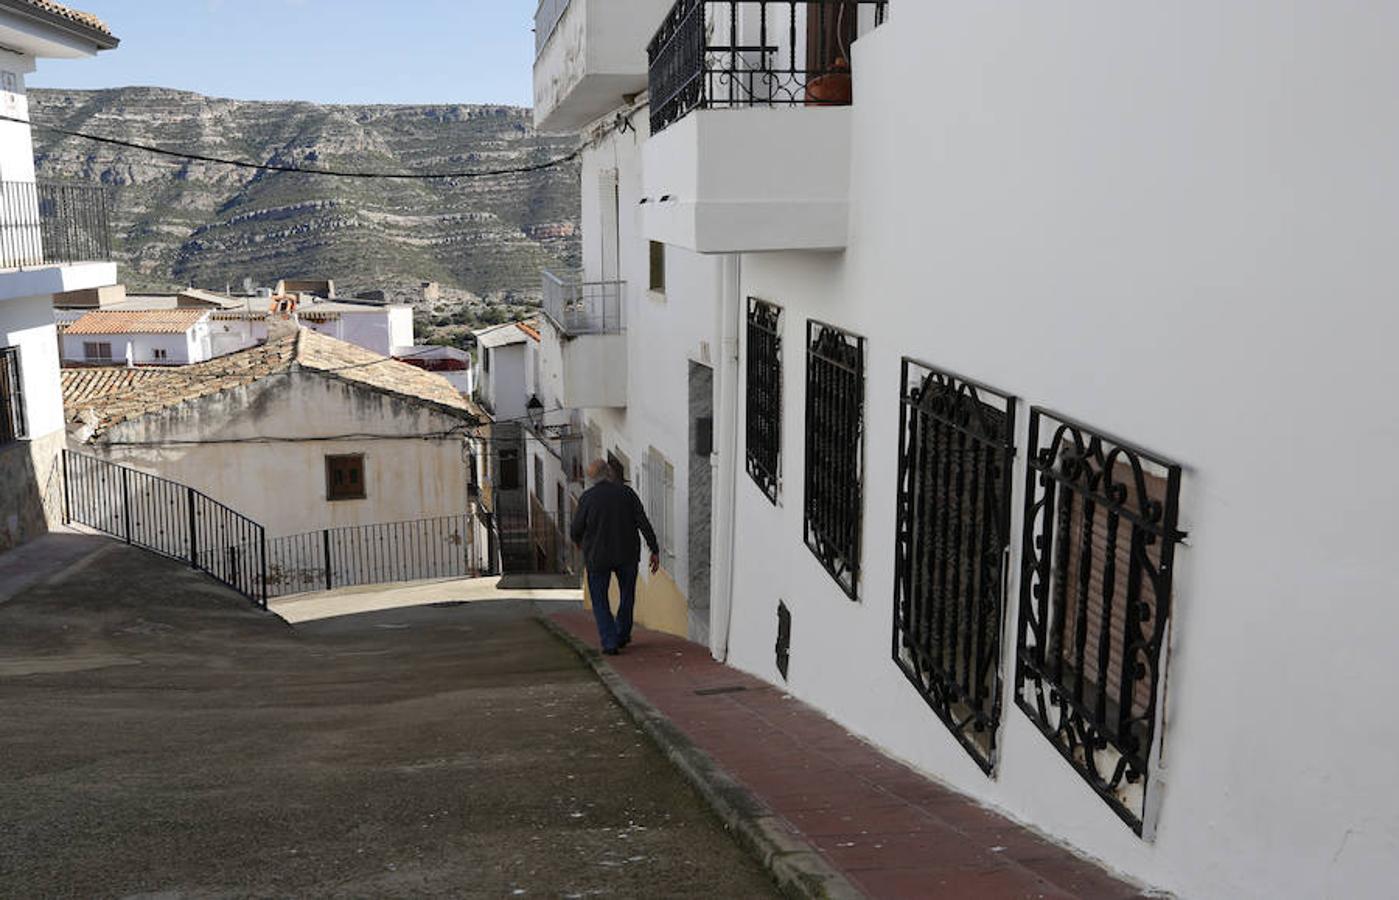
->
xmin=28 ymin=87 xmax=581 ymax=301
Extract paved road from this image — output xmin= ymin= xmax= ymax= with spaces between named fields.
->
xmin=0 ymin=543 xmax=778 ymax=899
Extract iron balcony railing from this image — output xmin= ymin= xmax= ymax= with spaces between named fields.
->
xmin=541 ymin=269 xmax=625 ymax=336
xmin=649 ymin=0 xmax=889 ymax=134
xmin=535 ymin=0 xmax=571 ymax=56
xmin=0 ymin=181 xmax=112 ymax=269
xmin=62 ymin=451 xmax=268 ymax=607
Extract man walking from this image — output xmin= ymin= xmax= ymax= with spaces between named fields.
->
xmin=571 ymin=459 xmax=661 ymax=655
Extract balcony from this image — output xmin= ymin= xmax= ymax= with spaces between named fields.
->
xmin=533 ymin=0 xmax=676 ymax=133
xmin=542 ymin=269 xmax=624 ymax=336
xmin=642 ymin=0 xmax=887 ymax=253
xmin=539 ymin=269 xmax=628 ymax=409
xmin=0 ymin=181 xmax=116 ymax=300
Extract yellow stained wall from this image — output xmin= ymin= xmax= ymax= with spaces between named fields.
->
xmin=580 ymin=564 xmax=689 ymax=640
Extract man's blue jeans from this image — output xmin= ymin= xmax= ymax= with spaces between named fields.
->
xmin=587 ymin=562 xmax=638 ymax=651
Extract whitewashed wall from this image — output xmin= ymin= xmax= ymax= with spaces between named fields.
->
xmin=61 ymin=326 xmax=210 ymax=366
xmin=716 ymin=3 xmax=1399 ymax=898
xmin=86 ymin=372 xmax=472 ymax=538
xmin=575 ymin=124 xmax=726 ymax=615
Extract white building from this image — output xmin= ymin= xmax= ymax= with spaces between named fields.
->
xmin=471 ymin=320 xmax=540 ymax=422
xmin=0 ymin=0 xmax=117 ymax=552
xmin=298 ymin=299 xmax=415 ymax=358
xmin=396 ymin=344 xmax=473 ymax=395
xmin=534 ymin=1 xmax=1399 ymax=897
xmin=60 ymin=309 xmax=213 ymax=366
xmin=63 ymin=328 xmax=480 ymax=542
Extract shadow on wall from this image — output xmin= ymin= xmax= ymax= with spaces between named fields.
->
xmin=582 ymin=565 xmax=690 ymax=639
xmin=0 ymin=442 xmax=49 ymax=553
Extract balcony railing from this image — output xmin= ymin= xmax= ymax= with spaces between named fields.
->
xmin=542 ymin=269 xmax=625 ymax=335
xmin=649 ymin=0 xmax=888 ymax=135
xmin=0 ymin=181 xmax=112 ymax=270
xmin=535 ymin=0 xmax=571 ymax=56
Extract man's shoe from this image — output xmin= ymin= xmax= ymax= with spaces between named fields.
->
xmin=618 ymin=636 xmax=631 ymax=649
xmin=602 ymin=647 xmax=620 ymax=656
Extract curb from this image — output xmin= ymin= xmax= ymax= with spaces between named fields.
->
xmin=538 ymin=615 xmax=867 ymax=900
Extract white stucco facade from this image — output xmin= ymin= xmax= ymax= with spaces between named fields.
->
xmin=538 ymin=1 xmax=1399 ymax=896
xmin=83 ymin=372 xmax=473 ymax=539
xmin=61 ymin=318 xmax=212 ymax=366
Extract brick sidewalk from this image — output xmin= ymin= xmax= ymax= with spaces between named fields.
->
xmin=551 ymin=611 xmax=1147 ymax=900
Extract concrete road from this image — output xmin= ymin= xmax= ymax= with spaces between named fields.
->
xmin=0 ymin=543 xmax=778 ymax=899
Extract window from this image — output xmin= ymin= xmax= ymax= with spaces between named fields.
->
xmin=649 ymin=241 xmax=666 ymax=294
xmin=1015 ymin=408 xmax=1185 ymax=836
xmin=533 ymin=454 xmax=544 ymax=501
xmin=608 ymin=448 xmax=631 ymax=484
xmin=483 ymin=348 xmax=492 ymax=373
xmin=746 ymin=298 xmax=782 ymax=503
xmin=0 ymin=346 xmax=26 ymax=444
xmin=644 ymin=446 xmax=675 ymax=570
xmin=893 ymin=359 xmax=1017 ymax=774
xmin=803 ymin=320 xmax=865 ymax=600
xmin=152 ymin=348 xmax=168 ymax=361
xmin=84 ymin=341 xmax=112 ymax=362
xmin=325 ymin=454 xmax=366 ymax=501
xmin=497 ymin=448 xmax=520 ymax=491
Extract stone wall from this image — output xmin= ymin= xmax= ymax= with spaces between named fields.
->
xmin=0 ymin=430 xmax=65 ymax=553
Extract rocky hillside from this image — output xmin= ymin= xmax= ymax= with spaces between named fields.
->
xmin=29 ymin=87 xmax=581 ymax=299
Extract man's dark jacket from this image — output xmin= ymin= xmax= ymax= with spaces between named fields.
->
xmin=570 ymin=479 xmax=660 ymax=571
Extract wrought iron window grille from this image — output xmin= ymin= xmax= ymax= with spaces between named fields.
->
xmin=893 ymin=359 xmax=1017 ymax=775
xmin=746 ymin=297 xmax=782 ymax=503
xmin=648 ymin=0 xmax=891 ymax=135
xmin=0 ymin=346 xmax=25 ymax=444
xmin=1015 ymin=408 xmax=1185 ymax=835
xmin=776 ymin=601 xmax=792 ymax=680
xmin=0 ymin=181 xmax=112 ymax=268
xmin=803 ymin=319 xmax=864 ymax=600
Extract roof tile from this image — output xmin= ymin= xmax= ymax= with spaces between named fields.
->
xmin=65 ymin=309 xmax=208 ymax=335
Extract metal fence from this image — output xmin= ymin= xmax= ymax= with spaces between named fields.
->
xmin=0 ymin=181 xmax=111 ymax=269
xmin=803 ymin=319 xmax=865 ymax=600
xmin=62 ymin=451 xmax=267 ymax=606
xmin=264 ymin=514 xmax=480 ymax=599
xmin=542 ymin=269 xmax=625 ymax=335
xmin=648 ymin=0 xmax=890 ymax=134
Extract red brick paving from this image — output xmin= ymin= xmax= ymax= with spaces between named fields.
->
xmin=551 ymin=611 xmax=1147 ymax=900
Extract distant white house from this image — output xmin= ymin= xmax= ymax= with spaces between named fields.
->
xmin=471 ymin=320 xmax=540 ymax=422
xmin=60 ymin=308 xmax=213 ymax=366
xmin=298 ymin=299 xmax=415 ymax=357
xmin=396 ymin=344 xmax=473 ymax=395
xmin=0 ymin=0 xmax=118 ymax=552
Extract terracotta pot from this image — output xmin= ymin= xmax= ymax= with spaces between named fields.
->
xmin=805 ymin=58 xmax=852 ymax=106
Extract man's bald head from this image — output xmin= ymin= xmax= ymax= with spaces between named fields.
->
xmin=587 ymin=459 xmax=611 ymax=482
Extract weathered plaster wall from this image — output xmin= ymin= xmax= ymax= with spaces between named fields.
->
xmin=0 ymin=428 xmax=63 ymax=551
xmin=85 ymin=372 xmax=472 ymax=538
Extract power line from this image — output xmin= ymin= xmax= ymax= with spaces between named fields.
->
xmin=6 ymin=113 xmax=582 ymax=180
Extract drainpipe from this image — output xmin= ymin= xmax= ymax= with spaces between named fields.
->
xmin=709 ymin=253 xmax=742 ymax=662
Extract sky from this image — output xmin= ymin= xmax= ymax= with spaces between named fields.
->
xmin=29 ymin=0 xmax=539 ymax=107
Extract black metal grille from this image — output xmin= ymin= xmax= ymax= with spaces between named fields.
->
xmin=649 ymin=0 xmax=890 ymax=134
xmin=893 ymin=360 xmax=1016 ymax=774
xmin=776 ymin=600 xmax=792 ymax=679
xmin=0 ymin=181 xmax=112 ymax=268
xmin=264 ymin=514 xmax=479 ymax=598
xmin=803 ymin=319 xmax=864 ymax=600
xmin=63 ymin=451 xmax=267 ymax=606
xmin=746 ymin=297 xmax=782 ymax=503
xmin=0 ymin=346 xmax=25 ymax=444
xmin=1015 ymin=409 xmax=1185 ymax=834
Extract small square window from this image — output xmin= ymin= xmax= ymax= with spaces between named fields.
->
xmin=152 ymin=348 xmax=168 ymax=361
xmin=326 ymin=454 xmax=366 ymax=501
xmin=84 ymin=341 xmax=112 ymax=362
xmin=649 ymin=241 xmax=666 ymax=294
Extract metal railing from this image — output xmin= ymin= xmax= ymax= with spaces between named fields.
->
xmin=0 ymin=181 xmax=112 ymax=269
xmin=535 ymin=0 xmax=572 ymax=55
xmin=264 ymin=514 xmax=481 ymax=599
xmin=62 ymin=451 xmax=268 ymax=606
xmin=542 ymin=269 xmax=625 ymax=335
xmin=0 ymin=345 xmax=25 ymax=444
xmin=649 ymin=0 xmax=889 ymax=134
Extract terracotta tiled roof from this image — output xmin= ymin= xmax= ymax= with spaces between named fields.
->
xmin=63 ymin=329 xmax=476 ymax=440
xmin=516 ymin=322 xmax=541 ymax=342
xmin=10 ymin=0 xmax=112 ymax=35
xmin=65 ymin=309 xmax=208 ymax=335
